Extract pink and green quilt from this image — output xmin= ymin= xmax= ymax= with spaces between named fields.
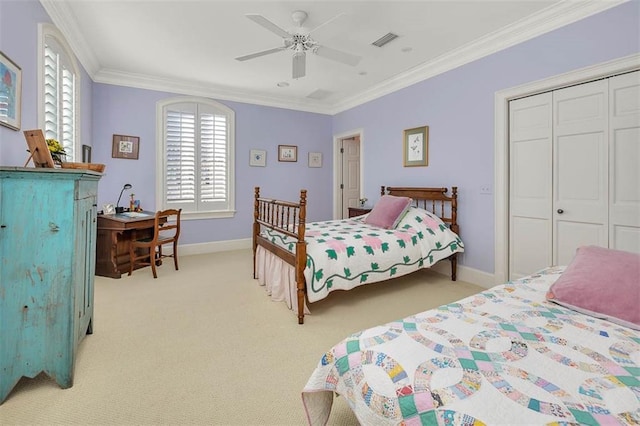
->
xmin=302 ymin=267 xmax=640 ymax=425
xmin=260 ymin=207 xmax=464 ymax=303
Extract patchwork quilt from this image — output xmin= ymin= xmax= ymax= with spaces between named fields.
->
xmin=302 ymin=267 xmax=640 ymax=425
xmin=260 ymin=207 xmax=464 ymax=303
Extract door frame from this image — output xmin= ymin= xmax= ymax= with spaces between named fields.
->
xmin=494 ymin=53 xmax=639 ymax=284
xmin=333 ymin=128 xmax=364 ymax=219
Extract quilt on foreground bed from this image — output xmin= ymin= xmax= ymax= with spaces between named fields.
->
xmin=260 ymin=207 xmax=463 ymax=303
xmin=302 ymin=267 xmax=640 ymax=425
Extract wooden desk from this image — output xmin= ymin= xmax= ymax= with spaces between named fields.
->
xmin=96 ymin=211 xmax=164 ymax=278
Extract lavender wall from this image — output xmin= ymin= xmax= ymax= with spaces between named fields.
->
xmin=1 ymin=1 xmax=638 ymax=274
xmin=333 ymin=2 xmax=640 ymax=273
xmin=0 ymin=0 xmax=93 ymax=166
xmin=92 ymin=83 xmax=333 ymax=244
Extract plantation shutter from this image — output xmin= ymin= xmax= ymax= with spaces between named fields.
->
xmin=44 ymin=37 xmax=76 ymax=161
xmin=164 ymin=102 xmax=229 ymax=213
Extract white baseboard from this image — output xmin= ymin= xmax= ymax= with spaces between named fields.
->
xmin=428 ymin=261 xmax=496 ymax=289
xmin=180 ymin=238 xmax=496 ymax=289
xmin=179 ymin=238 xmax=252 ymax=256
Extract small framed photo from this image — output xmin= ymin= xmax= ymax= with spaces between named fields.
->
xmin=0 ymin=50 xmax=22 ymax=131
xmin=112 ymin=134 xmax=140 ymax=160
xmin=278 ymin=145 xmax=297 ymax=162
xmin=308 ymin=152 xmax=322 ymax=168
xmin=403 ymin=125 xmax=428 ymax=167
xmin=82 ymin=144 xmax=92 ymax=163
xmin=249 ymin=149 xmax=266 ymax=167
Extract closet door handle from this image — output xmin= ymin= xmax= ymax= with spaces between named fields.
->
xmin=557 ymin=209 xmax=564 ymax=214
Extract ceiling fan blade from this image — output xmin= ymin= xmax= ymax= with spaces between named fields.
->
xmin=246 ymin=14 xmax=290 ymax=39
xmin=308 ymin=13 xmax=345 ymax=36
xmin=314 ymin=45 xmax=361 ymax=67
xmin=292 ymin=51 xmax=306 ymax=79
xmin=235 ymin=47 xmax=286 ymax=62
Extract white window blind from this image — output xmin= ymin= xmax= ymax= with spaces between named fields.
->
xmin=161 ymin=99 xmax=234 ymax=216
xmin=41 ymin=30 xmax=78 ymax=162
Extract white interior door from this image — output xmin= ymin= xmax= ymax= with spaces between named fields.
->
xmin=609 ymin=71 xmax=640 ymax=254
xmin=509 ymin=93 xmax=553 ymax=279
xmin=341 ymin=136 xmax=360 ymax=218
xmin=553 ymin=79 xmax=609 ymax=265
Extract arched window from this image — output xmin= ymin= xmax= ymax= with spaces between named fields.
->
xmin=157 ymin=97 xmax=235 ymax=218
xmin=38 ymin=23 xmax=80 ymax=161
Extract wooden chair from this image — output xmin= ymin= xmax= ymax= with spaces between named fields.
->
xmin=128 ymin=209 xmax=182 ymax=278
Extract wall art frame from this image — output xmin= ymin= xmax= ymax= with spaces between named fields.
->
xmin=403 ymin=125 xmax=429 ymax=167
xmin=249 ymin=149 xmax=266 ymax=167
xmin=112 ymin=134 xmax=139 ymax=159
xmin=278 ymin=145 xmax=297 ymax=162
xmin=308 ymin=152 xmax=322 ymax=168
xmin=0 ymin=50 xmax=22 ymax=131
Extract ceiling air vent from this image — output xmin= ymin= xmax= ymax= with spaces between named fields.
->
xmin=371 ymin=32 xmax=399 ymax=48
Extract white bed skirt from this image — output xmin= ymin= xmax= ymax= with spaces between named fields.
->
xmin=255 ymin=245 xmax=311 ymax=315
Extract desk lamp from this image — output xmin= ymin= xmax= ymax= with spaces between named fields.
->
xmin=116 ymin=183 xmax=133 ymax=213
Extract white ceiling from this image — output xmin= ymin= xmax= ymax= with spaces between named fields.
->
xmin=41 ymin=0 xmax=624 ymax=114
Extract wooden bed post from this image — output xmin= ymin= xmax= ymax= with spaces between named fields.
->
xmin=450 ymin=186 xmax=458 ymax=281
xmin=380 ymin=185 xmax=386 ymax=196
xmin=296 ymin=189 xmax=307 ymax=324
xmin=253 ymin=187 xmax=260 ymax=279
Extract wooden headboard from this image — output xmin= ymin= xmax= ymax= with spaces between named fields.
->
xmin=382 ymin=186 xmax=459 ymax=235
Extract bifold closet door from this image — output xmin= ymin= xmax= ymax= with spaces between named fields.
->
xmin=609 ymin=71 xmax=640 ymax=254
xmin=552 ymin=79 xmax=609 ymax=266
xmin=509 ymin=93 xmax=553 ymax=279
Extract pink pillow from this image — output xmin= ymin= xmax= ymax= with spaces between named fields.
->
xmin=546 ymin=245 xmax=640 ymax=330
xmin=364 ymin=195 xmax=412 ymax=229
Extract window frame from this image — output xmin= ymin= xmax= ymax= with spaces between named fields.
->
xmin=37 ymin=23 xmax=81 ymax=162
xmin=156 ymin=97 xmax=236 ymax=220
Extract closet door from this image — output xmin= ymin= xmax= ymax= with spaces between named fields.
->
xmin=509 ymin=93 xmax=552 ymax=279
xmin=609 ymin=71 xmax=640 ymax=253
xmin=552 ymin=79 xmax=608 ymax=266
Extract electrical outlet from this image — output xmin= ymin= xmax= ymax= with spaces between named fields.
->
xmin=480 ymin=185 xmax=492 ymax=195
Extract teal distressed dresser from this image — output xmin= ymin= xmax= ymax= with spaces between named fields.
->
xmin=0 ymin=167 xmax=102 ymax=403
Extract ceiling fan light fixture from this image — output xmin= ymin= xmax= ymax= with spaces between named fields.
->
xmin=292 ymin=51 xmax=306 ymax=79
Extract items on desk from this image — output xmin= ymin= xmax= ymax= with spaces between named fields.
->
xmin=116 ymin=183 xmax=133 ymax=213
xmin=129 ymin=193 xmax=142 ymax=212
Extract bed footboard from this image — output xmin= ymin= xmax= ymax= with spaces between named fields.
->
xmin=253 ymin=187 xmax=307 ymax=324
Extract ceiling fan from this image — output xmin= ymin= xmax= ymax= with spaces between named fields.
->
xmin=235 ymin=10 xmax=362 ymax=79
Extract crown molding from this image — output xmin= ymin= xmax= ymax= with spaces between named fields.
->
xmin=93 ymin=69 xmax=332 ymax=114
xmin=40 ymin=0 xmax=628 ymax=115
xmin=39 ymin=0 xmax=101 ymax=76
xmin=328 ymin=0 xmax=629 ymax=114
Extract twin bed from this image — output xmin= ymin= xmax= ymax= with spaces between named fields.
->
xmin=301 ymin=246 xmax=640 ymax=425
xmin=252 ymin=186 xmax=464 ymax=324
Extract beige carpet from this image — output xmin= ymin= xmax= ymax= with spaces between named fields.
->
xmin=1 ymin=249 xmax=482 ymax=425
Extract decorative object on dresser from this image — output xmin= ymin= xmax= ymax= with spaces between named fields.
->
xmin=82 ymin=144 xmax=92 ymax=162
xmin=112 ymin=134 xmax=140 ymax=159
xmin=0 ymin=167 xmax=102 ymax=404
xmin=347 ymin=207 xmax=371 ymax=218
xmin=278 ymin=144 xmax=297 ymax=162
xmin=403 ymin=125 xmax=428 ymax=167
xmin=0 ymin=50 xmax=22 ymax=131
xmin=23 ymin=129 xmax=55 ymax=168
xmin=253 ymin=185 xmax=462 ymax=324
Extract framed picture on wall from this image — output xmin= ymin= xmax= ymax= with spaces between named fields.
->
xmin=403 ymin=125 xmax=429 ymax=167
xmin=0 ymin=50 xmax=22 ymax=131
xmin=249 ymin=149 xmax=266 ymax=167
xmin=278 ymin=145 xmax=297 ymax=162
xmin=308 ymin=152 xmax=322 ymax=168
xmin=112 ymin=134 xmax=140 ymax=159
